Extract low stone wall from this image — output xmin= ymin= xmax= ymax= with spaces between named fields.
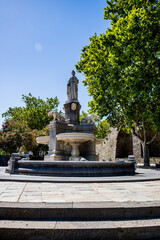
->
xmin=6 ymin=157 xmax=136 ymax=176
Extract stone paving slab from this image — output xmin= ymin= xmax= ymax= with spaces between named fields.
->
xmin=0 ymin=167 xmax=159 ymax=239
xmin=0 ymin=180 xmax=160 ymax=203
xmin=0 ymin=166 xmax=159 ymax=203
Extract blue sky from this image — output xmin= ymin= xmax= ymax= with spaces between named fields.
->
xmin=0 ymin=0 xmax=110 ymax=128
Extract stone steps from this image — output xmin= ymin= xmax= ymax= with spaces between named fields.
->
xmin=1 ymin=201 xmax=160 ymax=220
xmin=0 ymin=218 xmax=160 ymax=240
xmin=0 ymin=202 xmax=160 ymax=239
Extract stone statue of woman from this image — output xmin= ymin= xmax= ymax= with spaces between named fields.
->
xmin=67 ymin=70 xmax=79 ymax=101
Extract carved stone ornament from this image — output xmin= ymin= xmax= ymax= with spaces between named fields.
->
xmin=71 ymin=103 xmax=77 ymax=111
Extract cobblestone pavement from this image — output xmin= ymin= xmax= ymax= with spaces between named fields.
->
xmin=0 ymin=180 xmax=159 ymax=203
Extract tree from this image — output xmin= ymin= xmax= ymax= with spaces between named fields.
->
xmin=1 ymin=94 xmax=58 ymax=156
xmin=0 ymin=120 xmax=49 ymax=155
xmin=80 ymin=111 xmax=110 ymax=139
xmin=80 ymin=111 xmax=89 ymax=122
xmin=1 ymin=120 xmax=34 ymax=154
xmin=76 ymin=0 xmax=160 ymax=166
xmin=2 ymin=93 xmax=59 ymax=130
xmin=96 ymin=120 xmax=110 ymax=139
xmin=0 ymin=130 xmax=4 ymax=150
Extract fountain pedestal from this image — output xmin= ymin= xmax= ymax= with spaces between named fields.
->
xmin=70 ymin=142 xmax=81 ymax=160
xmin=44 ymin=120 xmax=97 ymax=161
xmin=64 ymin=101 xmax=81 ymax=124
xmin=56 ymin=132 xmax=95 ymax=161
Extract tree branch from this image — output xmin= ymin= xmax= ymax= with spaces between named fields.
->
xmin=131 ymin=127 xmax=143 ymax=142
xmin=147 ymin=132 xmax=158 ymax=145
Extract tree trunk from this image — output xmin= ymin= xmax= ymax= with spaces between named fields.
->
xmin=142 ymin=143 xmax=150 ymax=167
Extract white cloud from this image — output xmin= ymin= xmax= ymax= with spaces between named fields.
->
xmin=35 ymin=42 xmax=42 ymax=52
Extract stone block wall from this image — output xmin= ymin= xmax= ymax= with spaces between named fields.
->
xmin=96 ymin=128 xmax=118 ymax=161
xmin=96 ymin=128 xmax=160 ymax=164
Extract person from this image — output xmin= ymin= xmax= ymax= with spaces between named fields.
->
xmin=67 ymin=70 xmax=79 ymax=101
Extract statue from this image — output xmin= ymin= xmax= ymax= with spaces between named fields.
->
xmin=67 ymin=70 xmax=79 ymax=101
xmin=81 ymin=113 xmax=100 ymax=123
xmin=48 ymin=111 xmax=65 ymax=122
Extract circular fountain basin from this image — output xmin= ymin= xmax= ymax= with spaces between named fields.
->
xmin=8 ymin=133 xmax=135 ymax=177
xmin=56 ymin=132 xmax=95 ymax=143
xmin=7 ymin=160 xmax=136 ymax=177
xmin=56 ymin=132 xmax=95 ymax=161
xmin=36 ymin=136 xmax=49 ymax=145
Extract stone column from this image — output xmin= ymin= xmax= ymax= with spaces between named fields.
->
xmin=83 ymin=139 xmax=98 ymax=161
xmin=44 ymin=121 xmax=67 ymax=161
xmin=64 ymin=101 xmax=81 ymax=124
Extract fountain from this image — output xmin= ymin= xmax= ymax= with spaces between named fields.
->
xmin=56 ymin=132 xmax=95 ymax=161
xmin=6 ymin=71 xmax=136 ymax=176
xmin=40 ymin=70 xmax=98 ymax=162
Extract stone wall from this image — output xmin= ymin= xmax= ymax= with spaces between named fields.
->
xmin=148 ymin=131 xmax=160 ymax=157
xmin=96 ymin=128 xmax=118 ymax=161
xmin=116 ymin=130 xmax=133 ymax=158
xmin=96 ymin=128 xmax=160 ymax=164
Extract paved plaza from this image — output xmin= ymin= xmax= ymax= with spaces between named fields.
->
xmin=0 ymin=166 xmax=160 ymax=240
xmin=0 ymin=180 xmax=160 ymax=203
xmin=0 ymin=166 xmax=160 ymax=203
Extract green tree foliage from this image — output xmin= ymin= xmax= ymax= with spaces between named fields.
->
xmin=96 ymin=120 xmax=110 ymax=139
xmin=76 ymin=0 xmax=160 ymax=166
xmin=1 ymin=94 xmax=58 ymax=156
xmin=2 ymin=93 xmax=59 ymax=130
xmin=79 ymin=111 xmax=89 ymax=122
xmin=0 ymin=120 xmax=49 ymax=155
xmin=0 ymin=130 xmax=4 ymax=150
xmin=80 ymin=111 xmax=110 ymax=139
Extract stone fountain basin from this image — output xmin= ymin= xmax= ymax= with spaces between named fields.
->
xmin=7 ymin=160 xmax=136 ymax=177
xmin=56 ymin=132 xmax=95 ymax=160
xmin=56 ymin=132 xmax=95 ymax=143
xmin=36 ymin=135 xmax=103 ymax=146
xmin=36 ymin=136 xmax=49 ymax=145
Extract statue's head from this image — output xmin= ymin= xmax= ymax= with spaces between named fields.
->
xmin=72 ymin=70 xmax=75 ymax=77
